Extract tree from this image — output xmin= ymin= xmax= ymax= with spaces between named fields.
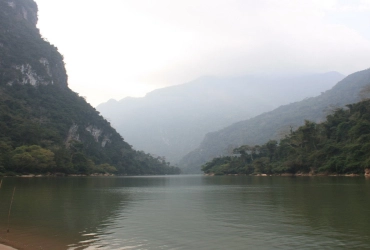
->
xmin=71 ymin=152 xmax=92 ymax=174
xmin=10 ymin=145 xmax=55 ymax=173
xmin=265 ymin=140 xmax=278 ymax=161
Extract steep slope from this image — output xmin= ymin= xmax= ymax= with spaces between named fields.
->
xmin=180 ymin=68 xmax=370 ymax=173
xmin=97 ymin=73 xmax=344 ymax=163
xmin=0 ymin=0 xmax=180 ymax=175
xmin=202 ymin=99 xmax=370 ymax=175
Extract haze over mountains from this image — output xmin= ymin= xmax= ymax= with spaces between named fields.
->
xmin=180 ymin=68 xmax=370 ymax=173
xmin=97 ymin=72 xmax=344 ymax=164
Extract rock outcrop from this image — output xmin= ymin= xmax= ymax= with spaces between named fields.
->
xmin=0 ymin=0 xmax=68 ymax=88
xmin=0 ymin=0 xmax=180 ymax=175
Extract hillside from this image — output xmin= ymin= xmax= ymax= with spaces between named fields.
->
xmin=0 ymin=0 xmax=180 ymax=175
xmin=180 ymin=68 xmax=370 ymax=173
xmin=97 ymin=73 xmax=344 ymax=163
xmin=202 ymin=99 xmax=370 ymax=175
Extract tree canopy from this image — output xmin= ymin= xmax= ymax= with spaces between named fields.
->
xmin=202 ymin=99 xmax=370 ymax=175
xmin=0 ymin=0 xmax=181 ymax=176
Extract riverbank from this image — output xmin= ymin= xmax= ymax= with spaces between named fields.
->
xmin=205 ymin=172 xmax=367 ymax=177
xmin=0 ymin=173 xmax=115 ymax=178
xmin=0 ymin=243 xmax=17 ymax=250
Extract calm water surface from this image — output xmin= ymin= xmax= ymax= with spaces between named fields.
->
xmin=0 ymin=175 xmax=370 ymax=249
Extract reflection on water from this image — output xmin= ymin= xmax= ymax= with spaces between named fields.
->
xmin=0 ymin=177 xmax=131 ymax=249
xmin=0 ymin=176 xmax=370 ymax=249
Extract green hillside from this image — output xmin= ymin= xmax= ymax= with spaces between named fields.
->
xmin=0 ymin=0 xmax=180 ymax=175
xmin=202 ymin=99 xmax=370 ymax=175
xmin=180 ymin=68 xmax=370 ymax=173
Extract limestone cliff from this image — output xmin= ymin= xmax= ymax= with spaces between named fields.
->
xmin=0 ymin=0 xmax=67 ymax=88
xmin=6 ymin=0 xmax=38 ymax=26
xmin=0 ymin=0 xmax=180 ymax=175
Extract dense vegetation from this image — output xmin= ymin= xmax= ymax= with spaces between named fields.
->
xmin=0 ymin=0 xmax=180 ymax=176
xmin=181 ymin=68 xmax=370 ymax=173
xmin=202 ymin=99 xmax=370 ymax=175
xmin=0 ymin=84 xmax=180 ymax=175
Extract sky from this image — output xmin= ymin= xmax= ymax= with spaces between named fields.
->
xmin=34 ymin=0 xmax=370 ymax=106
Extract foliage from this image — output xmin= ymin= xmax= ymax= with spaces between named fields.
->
xmin=0 ymin=0 xmax=181 ymax=175
xmin=182 ymin=68 xmax=370 ymax=173
xmin=202 ymin=100 xmax=370 ymax=175
xmin=9 ymin=145 xmax=55 ymax=173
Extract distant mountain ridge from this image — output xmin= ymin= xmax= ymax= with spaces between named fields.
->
xmin=179 ymin=68 xmax=370 ymax=173
xmin=97 ymin=72 xmax=344 ymax=164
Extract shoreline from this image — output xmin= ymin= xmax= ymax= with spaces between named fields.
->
xmin=0 ymin=173 xmax=115 ymax=178
xmin=1 ymin=173 xmax=369 ymax=178
xmin=0 ymin=244 xmax=17 ymax=250
xmin=205 ymin=173 xmax=368 ymax=177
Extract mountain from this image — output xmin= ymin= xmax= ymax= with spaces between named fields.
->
xmin=0 ymin=0 xmax=180 ymax=175
xmin=97 ymin=72 xmax=344 ymax=164
xmin=202 ymin=99 xmax=370 ymax=176
xmin=180 ymin=68 xmax=370 ymax=173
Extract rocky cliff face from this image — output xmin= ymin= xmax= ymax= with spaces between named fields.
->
xmin=0 ymin=0 xmax=180 ymax=175
xmin=0 ymin=0 xmax=67 ymax=88
xmin=6 ymin=0 xmax=38 ymax=26
xmin=0 ymin=0 xmax=105 ymax=148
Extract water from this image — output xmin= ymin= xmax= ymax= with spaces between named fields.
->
xmin=0 ymin=175 xmax=370 ymax=249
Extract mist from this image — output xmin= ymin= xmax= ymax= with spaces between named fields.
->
xmin=35 ymin=0 xmax=370 ymax=106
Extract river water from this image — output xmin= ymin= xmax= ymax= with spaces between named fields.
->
xmin=0 ymin=175 xmax=369 ymax=249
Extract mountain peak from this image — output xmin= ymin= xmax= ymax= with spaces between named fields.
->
xmin=0 ymin=0 xmax=181 ymax=175
xmin=5 ymin=0 xmax=38 ymax=26
xmin=0 ymin=0 xmax=68 ymax=88
xmin=179 ymin=68 xmax=370 ymax=173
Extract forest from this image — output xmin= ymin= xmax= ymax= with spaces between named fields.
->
xmin=0 ymin=84 xmax=181 ymax=176
xmin=202 ymin=99 xmax=370 ymax=175
xmin=0 ymin=0 xmax=181 ymax=176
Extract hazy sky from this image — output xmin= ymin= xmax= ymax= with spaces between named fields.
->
xmin=35 ymin=0 xmax=370 ymax=106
